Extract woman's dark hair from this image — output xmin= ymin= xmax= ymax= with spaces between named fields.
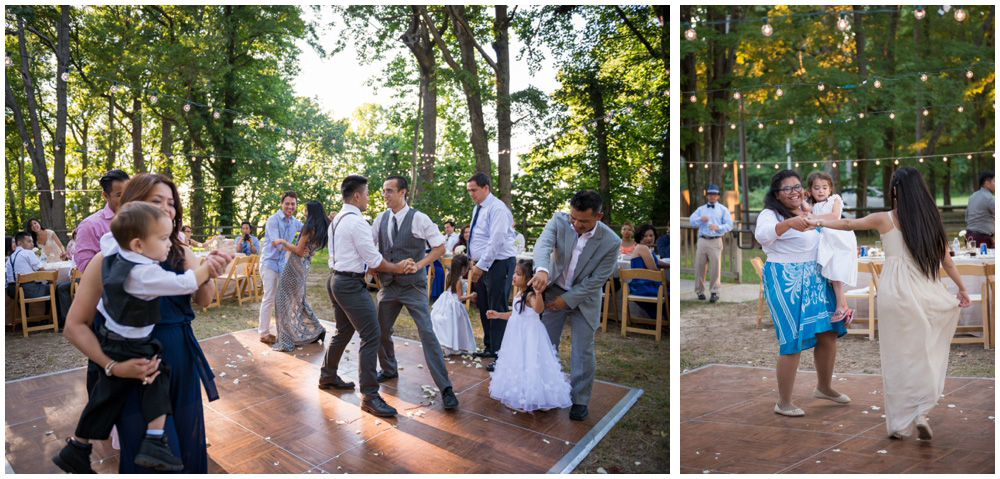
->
xmin=24 ymin=218 xmax=41 ymax=245
xmin=515 ymin=259 xmax=535 ymax=313
xmin=120 ymin=173 xmax=185 ymax=270
xmin=634 ymin=224 xmax=657 ymax=243
xmin=457 ymin=225 xmax=470 ymax=248
xmin=446 ymin=254 xmax=470 ymax=295
xmin=890 ymin=166 xmax=946 ymax=280
xmin=763 ymin=170 xmax=802 ymax=220
xmin=5 ymin=236 xmax=14 ymax=257
xmin=301 ymin=201 xmax=329 ymax=251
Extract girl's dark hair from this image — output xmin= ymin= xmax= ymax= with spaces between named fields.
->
xmin=763 ymin=170 xmax=802 ymax=220
xmin=515 ymin=259 xmax=535 ymax=313
xmin=25 ymin=218 xmax=41 ymax=245
xmin=5 ymin=236 xmax=14 ymax=257
xmin=446 ymin=254 xmax=470 ymax=294
xmin=457 ymin=225 xmax=470 ymax=248
xmin=120 ymin=173 xmax=185 ymax=270
xmin=805 ymin=171 xmax=836 ymax=205
xmin=302 ymin=201 xmax=329 ymax=251
xmin=890 ymin=166 xmax=946 ymax=280
xmin=634 ymin=224 xmax=657 ymax=243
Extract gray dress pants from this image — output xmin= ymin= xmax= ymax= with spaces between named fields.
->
xmin=376 ymin=281 xmax=451 ymax=390
xmin=320 ymin=273 xmax=381 ymax=396
xmin=541 ymin=285 xmax=597 ymax=406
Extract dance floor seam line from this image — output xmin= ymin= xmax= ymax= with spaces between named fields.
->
xmin=686 ymin=391 xmax=774 ymax=421
xmin=682 ymin=362 xmax=998 ymax=381
xmin=219 ymin=413 xmax=324 ymax=470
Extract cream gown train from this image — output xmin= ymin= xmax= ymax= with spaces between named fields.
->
xmin=876 ymin=211 xmax=961 ymax=437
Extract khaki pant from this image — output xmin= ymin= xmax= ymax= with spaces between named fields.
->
xmin=694 ymin=237 xmax=722 ymax=295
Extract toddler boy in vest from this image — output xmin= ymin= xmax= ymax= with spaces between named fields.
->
xmin=54 ymin=202 xmax=220 ymax=473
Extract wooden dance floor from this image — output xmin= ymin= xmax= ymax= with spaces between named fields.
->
xmin=680 ymin=364 xmax=995 ymax=474
xmin=5 ymin=327 xmax=642 ymax=474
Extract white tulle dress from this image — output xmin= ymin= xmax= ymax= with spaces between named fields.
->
xmin=429 ymin=280 xmax=478 ymax=355
xmin=488 ymin=295 xmax=572 ymax=412
xmin=814 ymin=194 xmax=858 ymax=286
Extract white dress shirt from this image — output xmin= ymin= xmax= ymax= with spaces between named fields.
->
xmin=754 ymin=208 xmax=820 ymax=263
xmin=6 ymin=246 xmax=42 ymax=285
xmin=329 ymin=204 xmax=384 ymax=273
xmin=372 ymin=203 xmax=445 ymax=248
xmin=538 ymin=219 xmax=596 ymax=291
xmin=444 ymin=233 xmax=460 ymax=253
xmin=467 ymin=193 xmax=517 ymax=270
xmin=95 ymin=232 xmax=200 ymax=338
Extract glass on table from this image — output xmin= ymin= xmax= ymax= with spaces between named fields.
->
xmin=874 ymin=240 xmax=882 ymax=253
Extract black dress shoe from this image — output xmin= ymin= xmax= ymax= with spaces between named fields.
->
xmin=53 ymin=438 xmax=96 ymax=474
xmin=376 ymin=371 xmax=399 ymax=383
xmin=569 ymin=404 xmax=588 ymax=421
xmin=442 ymin=387 xmax=459 ymax=410
xmin=710 ymin=293 xmax=719 ymax=303
xmin=697 ymin=293 xmax=706 ymax=300
xmin=485 ymin=361 xmax=496 ymax=372
xmin=312 ymin=330 xmax=326 ymax=344
xmin=361 ymin=394 xmax=398 ymax=417
xmin=318 ymin=375 xmax=355 ymax=390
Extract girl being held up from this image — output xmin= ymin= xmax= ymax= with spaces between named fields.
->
xmin=802 ymin=171 xmax=859 ymax=324
xmin=429 ymin=254 xmax=478 ymax=355
xmin=487 ymin=260 xmax=571 ymax=413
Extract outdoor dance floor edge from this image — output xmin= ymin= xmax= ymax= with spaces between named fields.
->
xmin=679 ymin=363 xmax=995 ymax=474
xmin=5 ymin=324 xmax=643 ymax=474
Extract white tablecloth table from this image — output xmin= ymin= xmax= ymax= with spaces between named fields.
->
xmin=40 ymin=260 xmax=74 ymax=283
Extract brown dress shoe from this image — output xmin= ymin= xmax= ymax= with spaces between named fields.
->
xmin=260 ymin=334 xmax=276 ymax=345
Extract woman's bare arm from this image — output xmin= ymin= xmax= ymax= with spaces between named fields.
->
xmin=280 ymin=231 xmax=312 ymax=257
xmin=634 ymin=245 xmax=657 ymax=270
xmin=811 ymin=211 xmax=893 ymax=234
xmin=189 ymin=247 xmax=218 ymax=306
xmin=940 ymin=248 xmax=972 ymax=308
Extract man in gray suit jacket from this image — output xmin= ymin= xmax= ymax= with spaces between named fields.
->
xmin=530 ymin=190 xmax=621 ymax=421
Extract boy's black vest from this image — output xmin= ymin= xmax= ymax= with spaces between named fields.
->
xmin=101 ymin=253 xmax=161 ymax=327
xmin=376 ymin=208 xmax=427 ymax=287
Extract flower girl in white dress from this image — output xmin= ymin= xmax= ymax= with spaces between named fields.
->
xmin=487 ymin=260 xmax=572 ymax=412
xmin=429 ymin=254 xmax=478 ymax=355
xmin=803 ymin=171 xmax=858 ymax=324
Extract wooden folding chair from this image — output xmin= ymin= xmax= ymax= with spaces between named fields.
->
xmin=16 ymin=271 xmax=59 ymax=337
xmin=600 ymin=274 xmax=618 ymax=333
xmin=69 ymin=267 xmax=84 ymax=300
xmin=986 ymin=263 xmax=995 ymax=349
xmin=232 ymin=255 xmax=256 ymax=305
xmin=943 ymin=264 xmax=990 ymax=349
xmin=844 ymin=262 xmax=879 ymax=340
xmin=619 ymin=267 xmax=667 ymax=342
xmin=248 ymin=255 xmax=265 ymax=300
xmin=750 ymin=257 xmax=766 ymax=328
xmin=203 ymin=256 xmax=252 ymax=311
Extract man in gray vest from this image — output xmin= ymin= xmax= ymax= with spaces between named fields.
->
xmin=371 ymin=176 xmax=458 ymax=409
xmin=319 ymin=175 xmax=416 ymax=417
xmin=530 ymin=190 xmax=621 ymax=421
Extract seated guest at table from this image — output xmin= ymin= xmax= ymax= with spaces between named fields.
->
xmin=27 ymin=218 xmax=68 ymax=261
xmin=656 ymin=226 xmax=669 ymax=258
xmin=454 ymin=225 xmax=470 ymax=256
xmin=628 ymin=224 xmax=665 ymax=318
xmin=65 ymin=229 xmax=78 ymax=264
xmin=620 ymin=221 xmax=637 ymax=255
xmin=237 ymin=221 xmax=260 ymax=255
xmin=965 ymin=170 xmax=994 ymax=249
xmin=6 ymin=232 xmax=46 ymax=299
xmin=443 ymin=221 xmax=460 ymax=254
xmin=179 ymin=225 xmax=206 ymax=248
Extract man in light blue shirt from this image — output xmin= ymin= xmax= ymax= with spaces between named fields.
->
xmin=688 ymin=184 xmax=733 ymax=302
xmin=258 ymin=191 xmax=303 ymax=343
xmin=465 ymin=173 xmax=517 ymax=362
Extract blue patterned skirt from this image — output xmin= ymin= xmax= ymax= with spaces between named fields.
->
xmin=763 ymin=261 xmax=846 ymax=355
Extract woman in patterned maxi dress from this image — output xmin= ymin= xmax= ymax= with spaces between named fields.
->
xmin=271 ymin=201 xmax=329 ymax=352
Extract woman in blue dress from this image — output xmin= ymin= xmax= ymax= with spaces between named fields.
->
xmin=754 ymin=170 xmax=848 ymax=418
xmin=627 ymin=224 xmax=666 ymax=318
xmin=64 ymin=173 xmax=231 ymax=473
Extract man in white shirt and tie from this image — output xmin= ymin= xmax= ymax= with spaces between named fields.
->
xmin=442 ymin=221 xmax=460 ymax=254
xmin=689 ymin=184 xmax=733 ymax=303
xmin=465 ymin=173 xmax=517 ymax=363
xmin=318 ymin=175 xmax=416 ymax=418
xmin=370 ymin=176 xmax=457 ymax=409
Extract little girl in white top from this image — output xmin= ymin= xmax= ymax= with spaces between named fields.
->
xmin=429 ymin=254 xmax=478 ymax=355
xmin=802 ymin=171 xmax=858 ymax=323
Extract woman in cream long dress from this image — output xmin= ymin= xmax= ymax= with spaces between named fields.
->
xmin=810 ymin=166 xmax=970 ymax=440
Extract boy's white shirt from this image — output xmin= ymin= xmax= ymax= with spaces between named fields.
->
xmin=96 ymin=232 xmax=199 ymax=338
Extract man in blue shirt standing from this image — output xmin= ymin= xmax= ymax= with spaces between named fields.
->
xmin=258 ymin=191 xmax=303 ymax=344
xmin=689 ymin=184 xmax=732 ymax=302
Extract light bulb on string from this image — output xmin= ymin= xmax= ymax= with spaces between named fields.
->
xmin=739 ymin=164 xmax=744 ymax=169
xmin=788 ymin=119 xmax=794 ymax=125
xmin=859 ymin=112 xmax=865 ymax=118
xmin=110 ymin=82 xmax=118 ymax=94
xmin=733 ymin=90 xmax=741 ymax=100
xmin=757 ymin=122 xmax=763 ymax=129
xmin=837 ymin=14 xmax=849 ymax=31
xmin=756 ymin=164 xmax=761 ymax=169
xmin=183 ymin=102 xmax=191 ymax=112
xmin=920 ymin=73 xmax=928 ymax=82
xmin=954 ymin=7 xmax=966 ymax=22
xmin=774 ymin=164 xmax=779 ymax=169
xmin=943 ymin=156 xmax=948 ymax=162
xmin=704 ymin=163 xmax=709 ymax=169
xmin=853 ymin=161 xmax=858 ymax=167
xmin=698 ymin=126 xmax=704 ymax=133
xmin=873 ymin=78 xmax=882 ymax=88
xmin=730 ymin=123 xmax=736 ymax=130
xmin=4 ymin=56 xmax=11 ymax=66
xmin=958 ymin=105 xmax=964 ymax=113
xmin=775 ymin=87 xmax=783 ymax=98
xmin=832 ymin=162 xmax=838 ymax=168
xmin=922 ymin=108 xmax=929 ymax=116
xmin=794 ymin=162 xmax=800 ymax=168
xmin=816 ymin=118 xmax=823 ymax=124
xmin=213 ymin=110 xmax=220 ymax=120
xmin=965 ymin=69 xmax=973 ymax=79
xmin=875 ymin=159 xmax=880 ymax=166
xmin=761 ymin=19 xmax=773 ymax=37
xmin=151 ymin=93 xmax=158 ymax=104
xmin=60 ymin=69 xmax=69 ymax=82
xmin=685 ymin=28 xmax=697 ymax=40
xmin=817 ymin=82 xmax=825 ymax=92
xmin=688 ymin=163 xmax=693 ymax=168
xmin=643 ymin=98 xmax=652 ymax=106
xmin=967 ymin=154 xmax=973 ymax=160
xmin=889 ymin=111 xmax=895 ymax=119
xmin=919 ymin=157 xmax=924 ymax=163
xmin=813 ymin=162 xmax=818 ymax=168
xmin=689 ymin=94 xmax=697 ymax=103
xmin=914 ymin=7 xmax=926 ymax=19
xmin=894 ymin=159 xmax=899 ymax=165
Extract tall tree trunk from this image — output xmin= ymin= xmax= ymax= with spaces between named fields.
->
xmin=881 ymin=6 xmax=900 ymax=198
xmin=131 ymin=96 xmax=146 ymax=173
xmin=587 ymin=71 xmax=612 ymax=226
xmin=852 ymin=6 xmax=869 ymax=214
xmin=51 ymin=5 xmax=70 ymax=240
xmin=186 ymin=141 xmax=204 ymax=233
xmin=159 ymin=117 xmax=174 ymax=177
xmin=448 ymin=6 xmax=492 ymax=177
xmin=681 ymin=6 xmax=700 ymax=214
xmin=5 ymin=150 xmax=20 ymax=229
xmin=651 ymin=5 xmax=669 ymax=226
xmin=493 ymin=5 xmax=513 ymax=207
xmin=402 ymin=7 xmax=440 ymax=206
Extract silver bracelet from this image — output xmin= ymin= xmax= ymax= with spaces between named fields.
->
xmin=104 ymin=359 xmax=117 ymax=377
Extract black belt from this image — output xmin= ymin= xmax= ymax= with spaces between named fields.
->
xmin=334 ymin=270 xmax=366 ymax=278
xmin=699 ymin=235 xmax=722 ymax=240
xmin=97 ymin=323 xmax=149 ymax=342
xmin=967 ymin=231 xmax=993 ymax=237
